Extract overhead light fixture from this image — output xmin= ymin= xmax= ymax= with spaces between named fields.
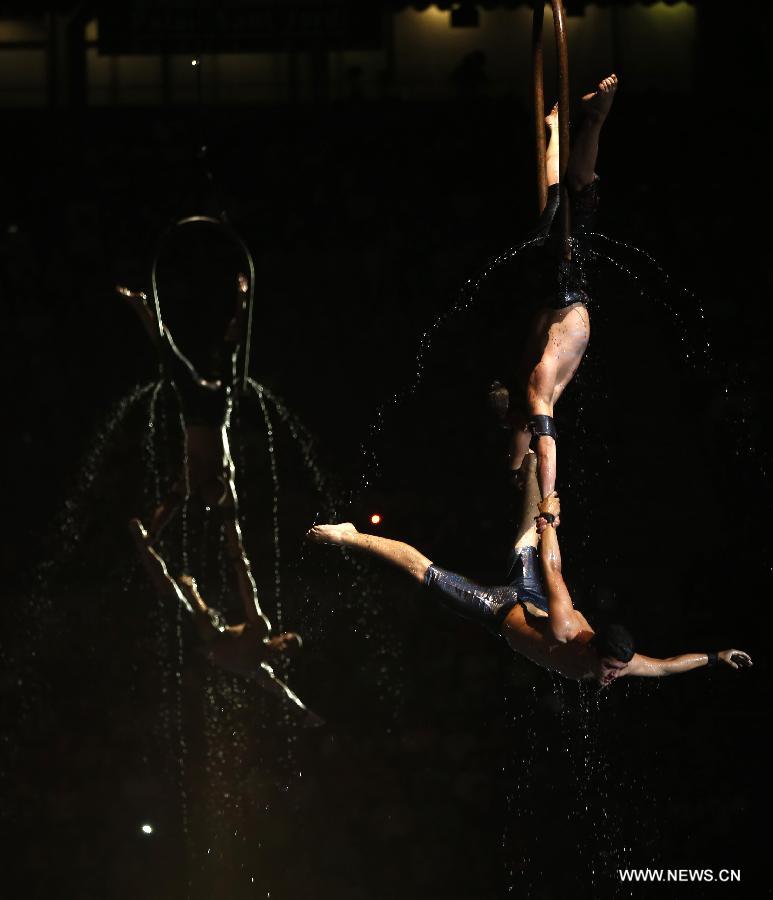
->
xmin=450 ymin=4 xmax=479 ymax=28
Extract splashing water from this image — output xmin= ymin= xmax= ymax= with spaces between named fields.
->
xmin=356 ymin=236 xmax=544 ymax=493
xmin=9 ymin=367 xmax=376 ymax=898
xmin=40 ymin=380 xmax=160 ymax=583
xmin=252 ymin=383 xmax=283 ymax=635
xmin=344 ymin=227 xmax=756 ymax=897
xmin=245 ymin=378 xmax=403 ymax=713
xmin=247 ymin=377 xmax=339 ymax=520
xmin=10 ymin=380 xmax=160 ymax=703
xmin=356 ymin=227 xmax=723 ymax=500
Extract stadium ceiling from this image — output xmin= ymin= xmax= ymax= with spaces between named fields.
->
xmin=389 ymin=1 xmax=691 ymax=6
xmin=1 ymin=0 xmax=694 ymax=13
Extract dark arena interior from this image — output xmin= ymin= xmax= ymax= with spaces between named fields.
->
xmin=0 ymin=2 xmax=770 ymax=898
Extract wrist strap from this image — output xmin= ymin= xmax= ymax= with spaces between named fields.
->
xmin=707 ymin=651 xmax=719 ymax=667
xmin=536 ymin=512 xmax=555 ymax=524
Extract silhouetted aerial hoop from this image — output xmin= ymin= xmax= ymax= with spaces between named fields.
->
xmin=532 ymin=0 xmax=571 ymax=260
xmin=150 ymin=214 xmax=256 ymax=391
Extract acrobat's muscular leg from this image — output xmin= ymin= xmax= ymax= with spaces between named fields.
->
xmin=545 ymin=102 xmax=560 ymax=188
xmin=307 ymin=523 xmax=518 ymax=633
xmin=307 ymin=523 xmax=433 ymax=583
xmin=215 ymin=428 xmax=272 ymax=637
xmin=567 ymin=74 xmax=617 ymax=192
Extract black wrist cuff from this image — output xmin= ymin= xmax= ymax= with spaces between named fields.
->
xmin=707 ymin=651 xmax=719 ymax=668
xmin=536 ymin=512 xmax=556 ymax=524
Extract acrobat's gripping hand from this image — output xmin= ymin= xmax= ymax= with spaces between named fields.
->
xmin=718 ymin=650 xmax=753 ymax=671
xmin=536 ymin=491 xmax=560 ymax=534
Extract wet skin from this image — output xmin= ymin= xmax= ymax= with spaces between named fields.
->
xmin=501 ymin=75 xmax=620 ymax=496
xmin=306 ymin=521 xmax=753 ymax=688
xmin=500 ymin=601 xmax=603 ymax=682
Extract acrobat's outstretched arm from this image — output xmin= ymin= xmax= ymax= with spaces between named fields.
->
xmin=116 ymin=285 xmax=162 ymax=350
xmin=625 ymin=649 xmax=753 ymax=678
xmin=536 ymin=493 xmax=579 ymax=643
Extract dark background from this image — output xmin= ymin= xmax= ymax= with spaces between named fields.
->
xmin=1 ymin=2 xmax=770 ymax=898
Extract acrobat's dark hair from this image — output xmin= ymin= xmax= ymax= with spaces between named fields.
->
xmin=591 ymin=623 xmax=635 ymax=663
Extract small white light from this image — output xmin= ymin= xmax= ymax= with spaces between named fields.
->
xmin=191 ymin=58 xmax=199 ymax=67
xmin=141 ymin=824 xmax=153 ymax=835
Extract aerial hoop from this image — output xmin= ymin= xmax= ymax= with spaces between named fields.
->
xmin=532 ymin=0 xmax=571 ymax=260
xmin=150 ymin=214 xmax=256 ymax=390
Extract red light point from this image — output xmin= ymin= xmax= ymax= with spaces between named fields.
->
xmin=370 ymin=514 xmax=382 ymax=525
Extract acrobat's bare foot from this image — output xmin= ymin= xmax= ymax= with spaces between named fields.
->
xmin=264 ymin=631 xmax=303 ymax=662
xmin=581 ymin=73 xmax=618 ymax=122
xmin=306 ymin=523 xmax=358 ymax=546
xmin=545 ymin=102 xmax=559 ymax=131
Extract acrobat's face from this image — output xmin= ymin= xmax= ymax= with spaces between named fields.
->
xmin=597 ymin=657 xmax=629 ymax=687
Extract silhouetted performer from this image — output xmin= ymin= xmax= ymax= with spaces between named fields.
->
xmin=130 ymin=518 xmax=320 ymax=723
xmin=116 ymin=273 xmax=294 ymax=653
xmin=490 ymin=74 xmax=618 ymax=503
xmin=307 ymin=453 xmax=751 ymax=687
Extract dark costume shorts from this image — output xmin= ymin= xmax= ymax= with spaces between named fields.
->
xmin=535 ymin=178 xmax=600 ymax=239
xmin=423 ymin=546 xmax=549 ymax=635
xmin=530 ymin=178 xmax=600 ymax=310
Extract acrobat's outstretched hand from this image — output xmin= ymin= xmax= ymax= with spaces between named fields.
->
xmin=306 ymin=523 xmax=359 ymax=546
xmin=719 ymin=650 xmax=753 ymax=670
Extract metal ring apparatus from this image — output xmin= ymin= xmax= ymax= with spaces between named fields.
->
xmin=532 ymin=0 xmax=571 ymax=260
xmin=150 ymin=214 xmax=256 ymax=391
